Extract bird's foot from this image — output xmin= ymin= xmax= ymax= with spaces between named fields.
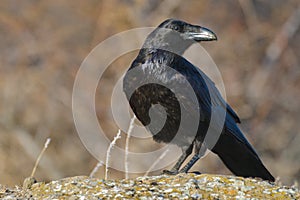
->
xmin=162 ymin=169 xmax=179 ymax=175
xmin=189 ymin=171 xmax=202 ymax=175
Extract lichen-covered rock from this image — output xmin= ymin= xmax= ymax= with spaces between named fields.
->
xmin=1 ymin=174 xmax=299 ymax=199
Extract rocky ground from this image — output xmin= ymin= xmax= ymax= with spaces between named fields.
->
xmin=1 ymin=174 xmax=299 ymax=199
xmin=1 ymin=1 xmax=300 ymax=186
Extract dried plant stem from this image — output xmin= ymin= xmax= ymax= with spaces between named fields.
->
xmin=31 ymin=138 xmax=51 ymax=177
xmin=89 ymin=161 xmax=104 ymax=178
xmin=144 ymin=149 xmax=169 ymax=176
xmin=125 ymin=115 xmax=136 ymax=179
xmin=105 ymin=129 xmax=122 ymax=180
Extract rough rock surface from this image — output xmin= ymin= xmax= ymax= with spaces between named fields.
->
xmin=1 ymin=174 xmax=299 ymax=199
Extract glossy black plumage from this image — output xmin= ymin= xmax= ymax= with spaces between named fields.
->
xmin=123 ymin=19 xmax=274 ymax=181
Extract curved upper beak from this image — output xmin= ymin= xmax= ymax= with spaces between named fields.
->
xmin=186 ymin=26 xmax=217 ymax=42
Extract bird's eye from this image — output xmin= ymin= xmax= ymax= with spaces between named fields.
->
xmin=173 ymin=26 xmax=179 ymax=31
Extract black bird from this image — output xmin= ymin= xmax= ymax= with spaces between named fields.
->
xmin=123 ymin=19 xmax=274 ymax=181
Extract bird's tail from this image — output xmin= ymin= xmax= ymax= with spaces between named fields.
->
xmin=211 ymin=124 xmax=275 ymax=182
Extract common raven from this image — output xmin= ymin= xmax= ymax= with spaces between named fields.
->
xmin=123 ymin=19 xmax=274 ymax=181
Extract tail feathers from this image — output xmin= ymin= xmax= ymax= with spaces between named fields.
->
xmin=212 ymin=130 xmax=275 ymax=182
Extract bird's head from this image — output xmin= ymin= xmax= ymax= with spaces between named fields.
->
xmin=158 ymin=19 xmax=217 ymax=42
xmin=142 ymin=19 xmax=217 ymax=55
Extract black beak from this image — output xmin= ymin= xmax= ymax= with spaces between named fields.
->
xmin=185 ymin=26 xmax=217 ymax=42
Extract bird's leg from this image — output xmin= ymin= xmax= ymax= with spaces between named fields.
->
xmin=179 ymin=154 xmax=200 ymax=173
xmin=162 ymin=144 xmax=193 ymax=175
xmin=179 ymin=140 xmax=206 ymax=173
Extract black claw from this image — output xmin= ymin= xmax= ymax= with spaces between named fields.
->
xmin=162 ymin=169 xmax=179 ymax=175
xmin=189 ymin=171 xmax=202 ymax=175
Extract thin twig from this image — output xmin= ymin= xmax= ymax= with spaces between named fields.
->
xmin=89 ymin=160 xmax=104 ymax=178
xmin=125 ymin=115 xmax=136 ymax=179
xmin=105 ymin=129 xmax=122 ymax=180
xmin=23 ymin=137 xmax=51 ymax=189
xmin=31 ymin=138 xmax=51 ymax=177
xmin=14 ymin=130 xmax=61 ymax=178
xmin=144 ymin=149 xmax=169 ymax=176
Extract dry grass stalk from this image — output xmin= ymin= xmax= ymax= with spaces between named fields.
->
xmin=144 ymin=149 xmax=169 ymax=176
xmin=89 ymin=161 xmax=104 ymax=178
xmin=31 ymin=138 xmax=51 ymax=177
xmin=125 ymin=115 xmax=136 ymax=179
xmin=105 ymin=129 xmax=122 ymax=180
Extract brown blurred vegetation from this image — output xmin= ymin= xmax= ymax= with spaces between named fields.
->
xmin=0 ymin=0 xmax=299 ymax=186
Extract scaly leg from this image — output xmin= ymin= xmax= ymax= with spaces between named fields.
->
xmin=163 ymin=144 xmax=193 ymax=175
xmin=179 ymin=140 xmax=207 ymax=173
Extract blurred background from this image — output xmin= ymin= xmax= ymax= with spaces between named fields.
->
xmin=0 ymin=0 xmax=299 ymax=186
